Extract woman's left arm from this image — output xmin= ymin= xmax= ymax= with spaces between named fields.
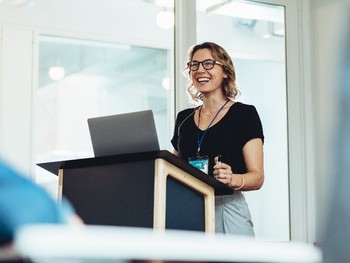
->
xmin=214 ymin=138 xmax=264 ymax=191
xmin=239 ymin=137 xmax=264 ymax=190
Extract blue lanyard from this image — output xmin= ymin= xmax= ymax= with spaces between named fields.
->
xmin=196 ymin=99 xmax=230 ymax=156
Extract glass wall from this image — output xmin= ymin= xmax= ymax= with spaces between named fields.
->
xmin=37 ymin=36 xmax=171 ymax=158
xmin=195 ymin=0 xmax=289 ymax=241
xmin=33 ymin=0 xmax=289 ymax=241
xmin=35 ymin=0 xmax=174 ymax=195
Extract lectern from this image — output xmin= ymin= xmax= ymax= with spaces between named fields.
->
xmin=38 ymin=150 xmax=232 ymax=233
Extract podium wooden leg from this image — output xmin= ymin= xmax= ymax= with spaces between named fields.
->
xmin=153 ymin=158 xmax=215 ymax=233
xmin=153 ymin=159 xmax=167 ymax=230
xmin=57 ymin=168 xmax=64 ymax=204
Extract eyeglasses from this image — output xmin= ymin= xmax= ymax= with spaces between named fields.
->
xmin=186 ymin=59 xmax=223 ymax=71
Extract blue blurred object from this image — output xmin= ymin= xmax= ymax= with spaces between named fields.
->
xmin=0 ymin=159 xmax=74 ymax=246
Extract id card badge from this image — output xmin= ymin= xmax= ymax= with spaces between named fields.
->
xmin=188 ymin=155 xmax=209 ymax=174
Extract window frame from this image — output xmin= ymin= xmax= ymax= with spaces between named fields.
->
xmin=174 ymin=0 xmax=315 ymax=243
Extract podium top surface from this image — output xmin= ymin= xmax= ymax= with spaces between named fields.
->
xmin=37 ymin=150 xmax=233 ymax=195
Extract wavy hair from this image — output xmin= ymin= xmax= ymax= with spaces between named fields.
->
xmin=185 ymin=42 xmax=240 ymax=103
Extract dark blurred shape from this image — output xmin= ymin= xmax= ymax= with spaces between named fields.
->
xmin=321 ymin=2 xmax=350 ymax=262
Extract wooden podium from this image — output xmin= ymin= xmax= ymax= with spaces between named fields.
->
xmin=38 ymin=150 xmax=232 ymax=233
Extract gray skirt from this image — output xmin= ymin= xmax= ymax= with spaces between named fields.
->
xmin=215 ymin=191 xmax=255 ymax=236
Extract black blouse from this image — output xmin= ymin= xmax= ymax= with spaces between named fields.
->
xmin=171 ymin=102 xmax=264 ymax=177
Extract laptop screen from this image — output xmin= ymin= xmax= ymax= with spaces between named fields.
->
xmin=87 ymin=110 xmax=160 ymax=157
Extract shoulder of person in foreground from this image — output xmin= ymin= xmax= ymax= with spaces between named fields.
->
xmin=0 ymin=159 xmax=81 ymax=246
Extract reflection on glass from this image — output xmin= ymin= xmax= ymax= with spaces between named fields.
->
xmin=37 ymin=36 xmax=171 ymax=163
xmin=196 ymin=0 xmax=288 ymax=241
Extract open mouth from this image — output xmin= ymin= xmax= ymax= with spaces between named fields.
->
xmin=197 ymin=77 xmax=210 ymax=83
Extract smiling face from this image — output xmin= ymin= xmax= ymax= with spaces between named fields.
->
xmin=189 ymin=48 xmax=227 ymax=98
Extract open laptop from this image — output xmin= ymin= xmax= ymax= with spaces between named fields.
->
xmin=87 ymin=110 xmax=160 ymax=157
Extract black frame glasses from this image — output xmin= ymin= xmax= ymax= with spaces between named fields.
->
xmin=186 ymin=59 xmax=223 ymax=71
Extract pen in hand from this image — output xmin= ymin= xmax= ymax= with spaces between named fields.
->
xmin=216 ymin=154 xmax=222 ymax=164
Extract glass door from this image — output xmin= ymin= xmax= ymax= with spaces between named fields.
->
xmin=196 ymin=0 xmax=289 ymax=241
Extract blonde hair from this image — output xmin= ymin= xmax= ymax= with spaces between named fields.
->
xmin=185 ymin=42 xmax=240 ymax=103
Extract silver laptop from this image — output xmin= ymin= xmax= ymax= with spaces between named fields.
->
xmin=87 ymin=110 xmax=160 ymax=157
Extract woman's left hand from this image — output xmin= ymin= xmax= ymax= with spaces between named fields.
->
xmin=213 ymin=156 xmax=233 ymax=186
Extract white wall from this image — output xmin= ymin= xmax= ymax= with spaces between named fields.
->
xmin=309 ymin=0 xmax=350 ymax=242
xmin=0 ymin=26 xmax=33 ymax=175
xmin=0 ymin=0 xmax=172 ymax=47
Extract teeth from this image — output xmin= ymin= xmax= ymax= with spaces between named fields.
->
xmin=197 ymin=78 xmax=210 ymax=83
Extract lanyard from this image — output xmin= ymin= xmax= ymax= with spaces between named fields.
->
xmin=196 ymin=99 xmax=230 ymax=157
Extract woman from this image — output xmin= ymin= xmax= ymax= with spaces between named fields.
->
xmin=171 ymin=42 xmax=264 ymax=236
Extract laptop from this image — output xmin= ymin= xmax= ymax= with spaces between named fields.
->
xmin=87 ymin=110 xmax=160 ymax=157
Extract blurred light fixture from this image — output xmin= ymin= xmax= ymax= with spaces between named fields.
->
xmin=162 ymin=77 xmax=170 ymax=90
xmin=144 ymin=0 xmax=173 ymax=8
xmin=156 ymin=10 xmax=174 ymax=29
xmin=11 ymin=0 xmax=35 ymax=7
xmin=145 ymin=0 xmax=175 ymax=29
xmin=48 ymin=66 xmax=65 ymax=81
xmin=204 ymin=0 xmax=283 ymax=23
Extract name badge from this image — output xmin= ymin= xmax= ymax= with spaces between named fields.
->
xmin=188 ymin=155 xmax=209 ymax=174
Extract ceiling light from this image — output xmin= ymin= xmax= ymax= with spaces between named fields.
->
xmin=204 ymin=0 xmax=283 ymax=23
xmin=156 ymin=10 xmax=174 ymax=29
xmin=162 ymin=77 xmax=170 ymax=90
xmin=144 ymin=0 xmax=174 ymax=8
xmin=48 ymin=66 xmax=65 ymax=81
xmin=11 ymin=0 xmax=35 ymax=7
